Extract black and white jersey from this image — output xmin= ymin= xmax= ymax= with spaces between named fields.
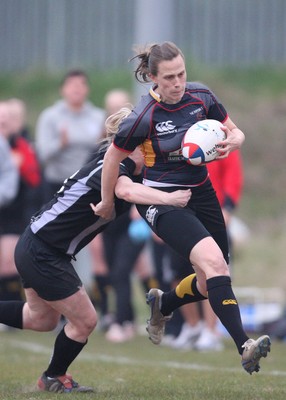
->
xmin=113 ymin=82 xmax=228 ymax=187
xmin=30 ymin=147 xmax=136 ymax=256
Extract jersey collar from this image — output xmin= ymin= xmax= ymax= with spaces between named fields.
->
xmin=149 ymin=85 xmax=161 ymax=102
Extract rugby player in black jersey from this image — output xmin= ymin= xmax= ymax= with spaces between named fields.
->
xmin=93 ymin=42 xmax=271 ymax=375
xmin=0 ymin=107 xmax=191 ymax=393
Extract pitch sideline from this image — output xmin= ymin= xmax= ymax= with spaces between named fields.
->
xmin=4 ymin=338 xmax=285 ymax=377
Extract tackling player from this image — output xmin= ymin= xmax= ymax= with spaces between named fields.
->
xmin=0 ymin=107 xmax=191 ymax=393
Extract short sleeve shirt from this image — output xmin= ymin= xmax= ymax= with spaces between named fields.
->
xmin=30 ymin=148 xmax=137 ymax=255
xmin=113 ymin=82 xmax=228 ymax=186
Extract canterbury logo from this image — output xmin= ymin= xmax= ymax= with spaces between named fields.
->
xmin=145 ymin=205 xmax=158 ymax=226
xmin=155 ymin=120 xmax=177 ymax=134
xmin=222 ymin=299 xmax=237 ymax=305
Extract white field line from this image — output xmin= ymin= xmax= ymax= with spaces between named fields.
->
xmin=5 ymin=338 xmax=286 ymax=377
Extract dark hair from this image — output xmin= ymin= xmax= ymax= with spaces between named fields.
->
xmin=61 ymin=69 xmax=89 ymax=86
xmin=130 ymin=41 xmax=184 ymax=83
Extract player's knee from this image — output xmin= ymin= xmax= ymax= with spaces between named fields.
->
xmin=196 ymin=251 xmax=228 ymax=278
xmin=32 ymin=314 xmax=60 ymax=331
xmin=79 ymin=309 xmax=98 ymax=336
xmin=87 ymin=310 xmax=98 ymax=332
xmin=207 ymin=253 xmax=228 ymax=276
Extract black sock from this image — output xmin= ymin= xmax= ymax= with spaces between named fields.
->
xmin=207 ymin=276 xmax=249 ymax=354
xmin=93 ymin=275 xmax=111 ymax=315
xmin=45 ymin=327 xmax=87 ymax=377
xmin=161 ymin=274 xmax=207 ymax=315
xmin=0 ymin=300 xmax=24 ymax=329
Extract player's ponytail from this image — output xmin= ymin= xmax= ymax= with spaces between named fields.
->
xmin=130 ymin=45 xmax=154 ymax=83
xmin=130 ymin=42 xmax=184 ymax=83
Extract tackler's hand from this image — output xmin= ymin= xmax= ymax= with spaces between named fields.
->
xmin=90 ymin=201 xmax=115 ymax=220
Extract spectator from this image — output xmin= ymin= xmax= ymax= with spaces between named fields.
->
xmin=0 ymin=103 xmax=19 ymax=208
xmin=35 ymin=69 xmax=105 ymax=202
xmin=7 ymin=97 xmax=43 ymax=217
xmin=103 ymin=89 xmax=132 ymax=117
xmin=8 ymin=98 xmax=31 ymax=141
xmin=207 ymin=150 xmax=243 ymax=250
xmin=0 ymin=100 xmax=41 ymax=309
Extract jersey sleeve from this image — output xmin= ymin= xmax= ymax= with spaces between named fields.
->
xmin=113 ymin=101 xmax=153 ymax=152
xmin=118 ymin=157 xmax=136 ymax=178
xmin=186 ymin=82 xmax=228 ymax=123
xmin=85 ymin=155 xmax=137 ymax=192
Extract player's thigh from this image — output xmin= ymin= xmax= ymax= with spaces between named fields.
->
xmin=155 ymin=209 xmax=210 ymax=261
xmin=49 ymin=286 xmax=97 ymax=328
xmin=24 ymin=288 xmax=60 ymax=330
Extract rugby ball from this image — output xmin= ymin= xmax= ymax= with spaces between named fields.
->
xmin=181 ymin=119 xmax=226 ymax=166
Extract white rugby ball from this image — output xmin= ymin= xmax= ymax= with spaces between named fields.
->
xmin=181 ymin=119 xmax=226 ymax=166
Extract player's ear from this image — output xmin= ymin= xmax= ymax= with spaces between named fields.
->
xmin=149 ymin=73 xmax=158 ymax=84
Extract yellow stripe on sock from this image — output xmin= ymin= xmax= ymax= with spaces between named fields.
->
xmin=222 ymin=299 xmax=237 ymax=305
xmin=175 ymin=273 xmax=196 ymax=298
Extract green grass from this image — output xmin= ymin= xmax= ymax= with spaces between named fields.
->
xmin=0 ymin=67 xmax=285 ymax=398
xmin=233 ymin=231 xmax=286 ymax=289
xmin=0 ymin=329 xmax=285 ymax=400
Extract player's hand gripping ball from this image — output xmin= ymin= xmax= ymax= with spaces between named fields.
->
xmin=181 ymin=119 xmax=226 ymax=165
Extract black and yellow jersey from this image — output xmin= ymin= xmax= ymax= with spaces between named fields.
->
xmin=113 ymin=82 xmax=228 ymax=187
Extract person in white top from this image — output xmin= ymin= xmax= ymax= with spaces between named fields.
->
xmin=35 ymin=69 xmax=105 ymax=202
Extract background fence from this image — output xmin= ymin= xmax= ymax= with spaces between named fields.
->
xmin=1 ymin=0 xmax=286 ymax=72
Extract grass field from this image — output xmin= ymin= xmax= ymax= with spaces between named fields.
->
xmin=0 ymin=327 xmax=285 ymax=400
xmin=0 ymin=67 xmax=285 ymax=399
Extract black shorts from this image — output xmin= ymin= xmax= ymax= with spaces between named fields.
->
xmin=137 ymin=179 xmax=229 ymax=263
xmin=169 ymin=248 xmax=195 ymax=280
xmin=14 ymin=227 xmax=82 ymax=301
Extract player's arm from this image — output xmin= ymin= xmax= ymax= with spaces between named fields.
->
xmin=92 ymin=143 xmax=129 ymax=219
xmin=216 ymin=116 xmax=245 ymax=159
xmin=114 ymin=175 xmax=191 ymax=207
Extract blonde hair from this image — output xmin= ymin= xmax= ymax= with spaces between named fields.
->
xmin=98 ymin=106 xmax=133 ymax=151
xmin=105 ymin=105 xmax=132 ymax=137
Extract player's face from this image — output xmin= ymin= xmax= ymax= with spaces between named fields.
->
xmin=61 ymin=76 xmax=89 ymax=109
xmin=150 ymin=55 xmax=186 ymax=104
